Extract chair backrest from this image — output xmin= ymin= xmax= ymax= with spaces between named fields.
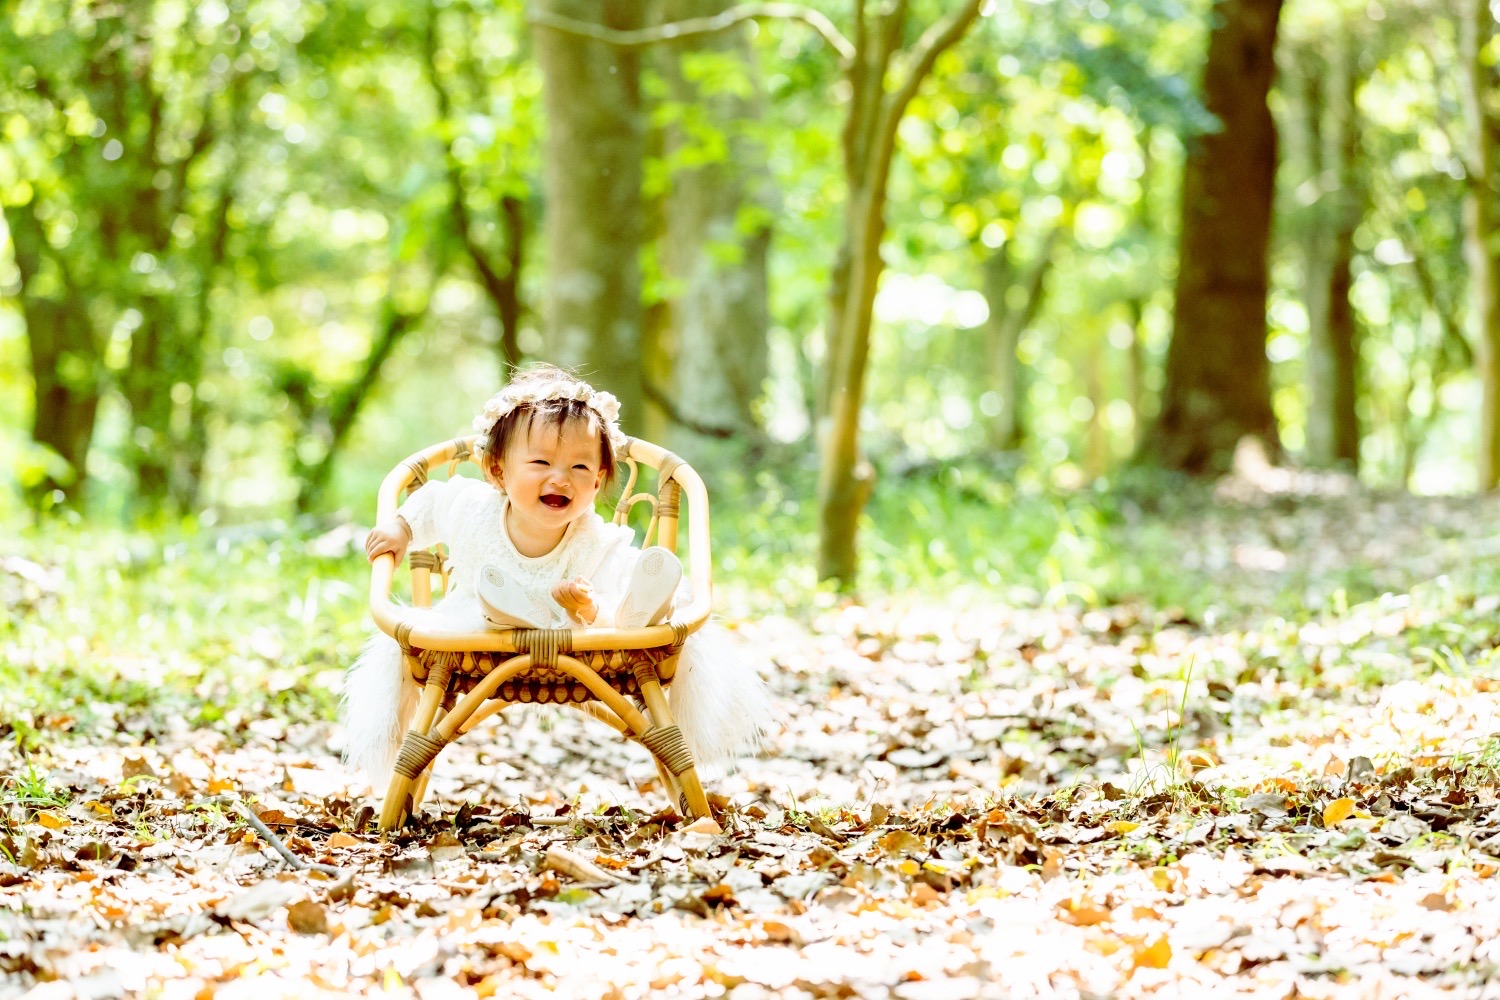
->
xmin=369 ymin=435 xmax=713 ymax=642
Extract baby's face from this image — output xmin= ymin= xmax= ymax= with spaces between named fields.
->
xmin=495 ymin=415 xmax=606 ymax=538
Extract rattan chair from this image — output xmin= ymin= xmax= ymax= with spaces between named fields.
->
xmin=368 ymin=434 xmax=714 ymax=832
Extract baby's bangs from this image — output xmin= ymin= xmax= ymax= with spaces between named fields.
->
xmin=493 ymin=400 xmax=617 ymax=482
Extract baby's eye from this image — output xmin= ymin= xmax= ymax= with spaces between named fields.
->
xmin=573 ymin=464 xmax=592 ymax=472
xmin=530 ymin=459 xmax=549 ymax=466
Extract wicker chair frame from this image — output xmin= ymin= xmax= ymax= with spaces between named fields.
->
xmin=368 ymin=434 xmax=714 ymax=831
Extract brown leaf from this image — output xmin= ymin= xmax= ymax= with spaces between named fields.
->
xmin=1058 ymin=899 xmax=1111 ymax=926
xmin=287 ymin=899 xmax=329 ymax=935
xmin=121 ymin=756 xmax=156 ymax=781
xmin=762 ymin=919 xmax=803 ymax=945
xmin=701 ymin=883 xmax=736 ymax=906
xmin=327 ymin=832 xmax=360 ymax=850
xmin=74 ymin=841 xmax=113 ymax=863
xmin=909 ymin=882 xmax=940 ymax=906
xmin=428 ymin=831 xmax=466 ymax=862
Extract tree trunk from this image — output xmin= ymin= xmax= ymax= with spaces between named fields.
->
xmin=4 ymin=201 xmax=101 ymax=504
xmin=1140 ymin=0 xmax=1285 ymax=474
xmin=534 ymin=0 xmax=648 ymax=431
xmin=120 ymin=297 xmax=175 ymax=512
xmin=979 ymin=229 xmax=1058 ymax=452
xmin=816 ymin=0 xmax=986 ymax=585
xmin=1461 ymin=0 xmax=1500 ymax=489
xmin=1297 ymin=33 xmax=1362 ymax=470
xmin=655 ymin=0 xmax=772 ymax=449
xmin=498 ymin=195 xmax=526 ymax=376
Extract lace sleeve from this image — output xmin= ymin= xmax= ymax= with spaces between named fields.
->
xmin=397 ymin=478 xmax=468 ymax=550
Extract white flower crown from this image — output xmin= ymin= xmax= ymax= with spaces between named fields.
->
xmin=472 ymin=378 xmax=627 ymax=452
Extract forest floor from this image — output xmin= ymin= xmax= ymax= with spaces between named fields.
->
xmin=4 ymin=466 xmax=1500 ymax=998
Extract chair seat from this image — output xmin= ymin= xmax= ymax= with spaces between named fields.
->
xmin=413 ymin=643 xmax=683 ymax=704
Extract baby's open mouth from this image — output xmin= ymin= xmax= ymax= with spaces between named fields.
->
xmin=540 ymin=494 xmax=572 ymax=509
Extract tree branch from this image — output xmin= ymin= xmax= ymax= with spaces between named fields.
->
xmin=424 ymin=9 xmax=525 ymax=374
xmin=884 ymin=0 xmax=984 ymax=129
xmin=527 ymin=2 xmax=854 ymax=62
xmin=232 ymin=799 xmax=347 ymax=877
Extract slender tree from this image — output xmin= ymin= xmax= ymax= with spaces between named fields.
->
xmin=423 ymin=3 xmax=533 ymax=378
xmin=815 ymin=1 xmax=986 ymax=585
xmin=1141 ymin=0 xmax=1285 ymax=473
xmin=979 ymin=227 xmax=1060 ymax=452
xmin=1284 ymin=14 xmax=1365 ymax=470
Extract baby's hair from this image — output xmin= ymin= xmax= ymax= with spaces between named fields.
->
xmin=477 ymin=363 xmax=619 ymax=487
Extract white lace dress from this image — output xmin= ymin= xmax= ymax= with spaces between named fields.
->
xmin=340 ymin=476 xmax=777 ymax=789
xmin=398 ymin=476 xmax=640 ymax=628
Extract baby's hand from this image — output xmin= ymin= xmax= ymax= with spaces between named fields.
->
xmin=552 ymin=577 xmax=597 ymax=625
xmin=364 ymin=516 xmax=412 ymax=565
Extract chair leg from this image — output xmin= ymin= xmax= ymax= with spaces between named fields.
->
xmin=570 ymin=700 xmax=683 ymax=807
xmin=459 ymin=699 xmax=508 ymax=734
xmin=379 ymin=664 xmax=450 ymax=833
xmin=409 ymin=708 xmax=447 ymax=815
xmin=634 ymin=668 xmax=711 ymax=819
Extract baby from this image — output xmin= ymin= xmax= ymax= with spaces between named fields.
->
xmin=342 ymin=364 xmax=775 ymax=788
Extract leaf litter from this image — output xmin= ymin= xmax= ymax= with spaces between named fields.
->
xmin=4 ymin=487 xmax=1500 ymax=996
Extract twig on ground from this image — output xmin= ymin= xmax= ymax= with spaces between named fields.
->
xmin=232 ymin=799 xmax=347 ymax=878
xmin=544 ymin=846 xmax=628 ymax=885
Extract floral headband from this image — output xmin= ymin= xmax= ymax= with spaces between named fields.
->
xmin=471 ymin=379 xmax=627 ymax=452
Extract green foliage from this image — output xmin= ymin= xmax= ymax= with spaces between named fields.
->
xmin=0 ymin=0 xmax=1492 ymax=592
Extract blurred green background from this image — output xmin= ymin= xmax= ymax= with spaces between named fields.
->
xmin=1 ymin=0 xmax=1495 ymax=592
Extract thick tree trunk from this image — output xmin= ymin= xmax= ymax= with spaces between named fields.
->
xmin=657 ymin=0 xmax=772 ymax=449
xmin=1140 ymin=0 xmax=1285 ymax=474
xmin=534 ymin=0 xmax=647 ymax=430
xmin=1297 ymin=36 xmax=1362 ymax=470
xmin=1461 ymin=0 xmax=1500 ymax=489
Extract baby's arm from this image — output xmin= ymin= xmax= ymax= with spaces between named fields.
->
xmin=364 ymin=478 xmax=467 ymax=564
